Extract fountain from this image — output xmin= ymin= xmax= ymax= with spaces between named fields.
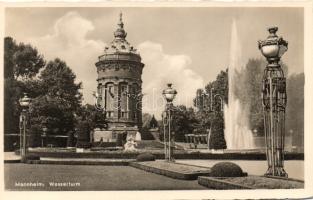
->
xmin=224 ymin=20 xmax=255 ymax=149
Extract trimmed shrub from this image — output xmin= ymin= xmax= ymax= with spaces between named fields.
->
xmin=136 ymin=153 xmax=156 ymax=162
xmin=76 ymin=141 xmax=91 ymax=149
xmin=28 ymin=124 xmax=42 ymax=147
xmin=209 ymin=112 xmax=227 ymax=150
xmin=21 ymin=155 xmax=40 ymax=162
xmin=76 ymin=120 xmax=91 ymax=148
xmin=92 ymin=142 xmax=116 ymax=148
xmin=210 ymin=162 xmax=246 ymax=177
xmin=26 ymin=155 xmax=40 ymax=160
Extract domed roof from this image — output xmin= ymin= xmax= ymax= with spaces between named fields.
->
xmin=103 ymin=13 xmax=138 ymax=55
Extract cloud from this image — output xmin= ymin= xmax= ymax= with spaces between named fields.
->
xmin=139 ymin=41 xmax=204 ymax=118
xmin=28 ymin=11 xmax=105 ymax=104
xmin=26 ymin=12 xmax=204 ymax=119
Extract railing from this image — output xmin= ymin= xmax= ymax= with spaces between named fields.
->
xmin=98 ymin=53 xmax=141 ymax=63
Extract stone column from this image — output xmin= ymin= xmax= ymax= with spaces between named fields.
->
xmin=113 ymin=82 xmax=119 ymax=121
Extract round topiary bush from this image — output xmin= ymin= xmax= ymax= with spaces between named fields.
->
xmin=136 ymin=153 xmax=156 ymax=162
xmin=210 ymin=162 xmax=247 ymax=177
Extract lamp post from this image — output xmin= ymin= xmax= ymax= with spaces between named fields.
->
xmin=258 ymin=26 xmax=288 ymax=177
xmin=42 ymin=125 xmax=47 ymax=147
xmin=162 ymin=83 xmax=177 ymax=162
xmin=19 ymin=93 xmax=31 ymax=162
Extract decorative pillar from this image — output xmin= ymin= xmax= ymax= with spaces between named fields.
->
xmin=162 ymin=83 xmax=177 ymax=162
xmin=113 ymin=82 xmax=119 ymax=120
xmin=19 ymin=93 xmax=31 ymax=162
xmin=258 ymin=26 xmax=288 ymax=177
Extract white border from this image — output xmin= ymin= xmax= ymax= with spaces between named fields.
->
xmin=0 ymin=1 xmax=312 ymax=200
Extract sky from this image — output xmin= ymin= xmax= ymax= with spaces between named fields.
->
xmin=5 ymin=7 xmax=304 ymax=118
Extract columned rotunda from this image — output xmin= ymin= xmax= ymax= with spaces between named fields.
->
xmin=93 ymin=13 xmax=144 ymax=144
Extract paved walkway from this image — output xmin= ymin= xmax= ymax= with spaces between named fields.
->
xmin=40 ymin=157 xmax=134 ymax=162
xmin=4 ymin=152 xmax=21 ymax=161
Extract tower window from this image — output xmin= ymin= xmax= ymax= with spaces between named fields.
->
xmin=107 ymin=111 xmax=114 ymax=118
xmin=121 ymin=111 xmax=127 ymax=118
xmin=121 ymin=85 xmax=127 ymax=92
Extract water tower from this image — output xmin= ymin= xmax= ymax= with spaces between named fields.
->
xmin=93 ymin=13 xmax=144 ymax=146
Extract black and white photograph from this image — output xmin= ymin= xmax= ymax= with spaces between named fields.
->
xmin=1 ymin=2 xmax=313 ymax=200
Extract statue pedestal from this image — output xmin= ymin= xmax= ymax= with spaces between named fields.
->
xmin=92 ymin=126 xmax=141 ymax=148
xmin=93 ymin=128 xmax=114 ymax=142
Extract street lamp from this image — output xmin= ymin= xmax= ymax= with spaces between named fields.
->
xmin=19 ymin=93 xmax=31 ymax=162
xmin=162 ymin=83 xmax=177 ymax=162
xmin=258 ymin=26 xmax=288 ymax=177
xmin=197 ymin=88 xmax=224 ymax=112
xmin=42 ymin=125 xmax=48 ymax=147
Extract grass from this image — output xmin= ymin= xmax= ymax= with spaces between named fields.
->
xmin=4 ymin=163 xmax=206 ymax=191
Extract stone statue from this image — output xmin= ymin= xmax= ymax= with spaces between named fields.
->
xmin=124 ymin=136 xmax=137 ymax=152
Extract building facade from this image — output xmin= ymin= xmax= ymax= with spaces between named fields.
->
xmin=93 ymin=13 xmax=144 ymax=144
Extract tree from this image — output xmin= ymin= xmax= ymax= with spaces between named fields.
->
xmin=75 ymin=104 xmax=106 ymax=130
xmin=40 ymin=58 xmax=82 ymax=109
xmin=4 ymin=37 xmax=45 ymax=136
xmin=142 ymin=113 xmax=153 ymax=129
xmin=243 ymin=58 xmax=266 ymax=135
xmin=286 ymin=73 xmax=304 ymax=150
xmin=13 ymin=41 xmax=46 ymax=79
xmin=75 ymin=118 xmax=92 ymax=148
xmin=29 ymin=58 xmax=82 ymax=142
xmin=238 ymin=58 xmax=289 ymax=136
xmin=209 ymin=111 xmax=227 ymax=149
xmin=171 ymin=105 xmax=198 ymax=142
xmin=141 ymin=113 xmax=157 ymax=140
xmin=4 ymin=37 xmax=18 ymax=79
xmin=149 ymin=115 xmax=158 ymax=129
xmin=195 ymin=70 xmax=228 ymax=111
xmin=194 ymin=70 xmax=228 ymax=147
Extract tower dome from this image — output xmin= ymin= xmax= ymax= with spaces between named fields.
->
xmin=102 ymin=12 xmax=138 ymax=56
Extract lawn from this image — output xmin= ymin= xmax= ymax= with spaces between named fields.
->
xmin=4 ymin=163 xmax=206 ymax=191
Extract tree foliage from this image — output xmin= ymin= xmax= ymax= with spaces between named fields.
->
xmin=209 ymin=111 xmax=227 ymax=149
xmin=4 ymin=37 xmax=45 ymax=80
xmin=286 ymin=73 xmax=304 ymax=148
xmin=171 ymin=105 xmax=198 ymax=142
xmin=4 ymin=37 xmax=46 ymax=135
xmin=142 ymin=113 xmax=153 ymax=129
xmin=236 ymin=58 xmax=289 ymax=136
xmin=193 ymin=70 xmax=228 ymax=149
xmin=30 ymin=58 xmax=82 ymax=137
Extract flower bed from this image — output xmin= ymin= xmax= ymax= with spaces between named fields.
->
xmin=130 ymin=160 xmax=211 ymax=180
xmin=222 ymin=175 xmax=304 ymax=189
xmin=198 ymin=175 xmax=304 ymax=189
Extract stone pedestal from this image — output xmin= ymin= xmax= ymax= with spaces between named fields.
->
xmin=93 ymin=128 xmax=115 ymax=142
xmin=92 ymin=126 xmax=141 ymax=147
